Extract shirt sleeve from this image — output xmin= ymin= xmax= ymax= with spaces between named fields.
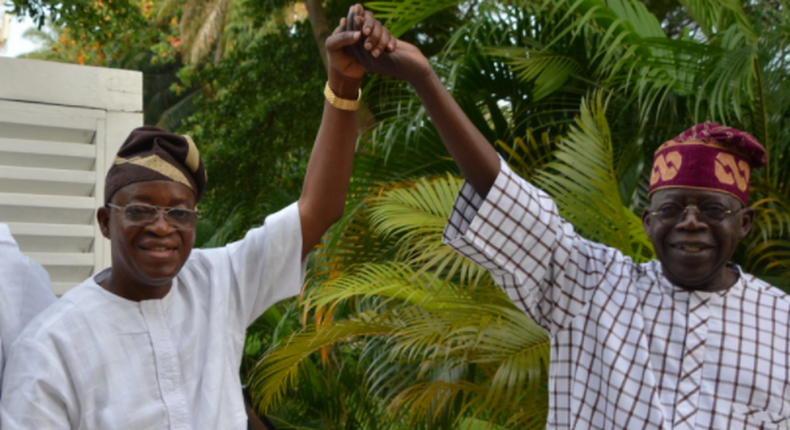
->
xmin=443 ymin=158 xmax=630 ymax=335
xmin=221 ymin=202 xmax=306 ymax=328
xmin=0 ymin=224 xmax=55 ymax=380
xmin=1 ymin=339 xmax=74 ymax=430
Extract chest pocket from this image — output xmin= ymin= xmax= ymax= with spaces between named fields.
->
xmin=726 ymin=406 xmax=790 ymax=430
xmin=714 ymin=322 xmax=790 ymax=428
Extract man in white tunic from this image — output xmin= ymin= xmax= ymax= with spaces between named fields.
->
xmin=0 ymin=6 xmax=397 ymax=429
xmin=0 ymin=224 xmax=56 ymax=405
xmin=347 ymin=27 xmax=790 ymax=428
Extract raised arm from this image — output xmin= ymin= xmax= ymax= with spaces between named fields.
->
xmin=341 ymin=8 xmax=635 ymax=335
xmin=340 ymin=8 xmax=500 ymax=197
xmin=297 ymin=5 xmax=395 ymax=259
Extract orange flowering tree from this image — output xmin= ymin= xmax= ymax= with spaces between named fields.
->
xmin=36 ymin=0 xmax=178 ymax=67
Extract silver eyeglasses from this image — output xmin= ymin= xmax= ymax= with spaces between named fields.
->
xmin=106 ymin=203 xmax=201 ymax=230
xmin=649 ymin=203 xmax=736 ymax=226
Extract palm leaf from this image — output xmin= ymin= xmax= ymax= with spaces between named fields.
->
xmin=366 ymin=0 xmax=465 ymax=38
xmin=251 ymin=318 xmax=397 ymax=413
xmin=368 ymin=175 xmax=489 ymax=284
xmin=485 ymin=47 xmax=583 ymax=101
xmin=534 ymin=91 xmax=654 ymax=261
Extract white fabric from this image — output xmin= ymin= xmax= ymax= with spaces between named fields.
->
xmin=1 ymin=203 xmax=305 ymax=430
xmin=0 ymin=224 xmax=55 ymax=402
xmin=444 ymin=159 xmax=790 ymax=429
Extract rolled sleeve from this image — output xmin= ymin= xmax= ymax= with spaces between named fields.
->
xmin=443 ymin=158 xmax=625 ymax=334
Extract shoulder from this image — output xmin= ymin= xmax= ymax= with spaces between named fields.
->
xmin=0 ymin=225 xmax=49 ymax=279
xmin=0 ymin=223 xmax=17 ymax=248
xmin=741 ymin=272 xmax=790 ymax=303
xmin=16 ymin=281 xmax=106 ymax=344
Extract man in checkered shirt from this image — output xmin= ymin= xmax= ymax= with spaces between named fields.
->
xmin=349 ymin=24 xmax=790 ymax=429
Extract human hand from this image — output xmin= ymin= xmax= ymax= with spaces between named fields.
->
xmin=325 ymin=4 xmax=397 ymax=98
xmin=342 ymin=4 xmax=433 ymax=86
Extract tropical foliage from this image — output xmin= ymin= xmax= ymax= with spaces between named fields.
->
xmin=247 ymin=0 xmax=790 ymax=428
xmin=10 ymin=0 xmax=790 ymax=427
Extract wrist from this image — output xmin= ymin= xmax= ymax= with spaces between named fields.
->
xmin=328 ymin=68 xmax=363 ymax=100
xmin=408 ymin=67 xmax=440 ymax=94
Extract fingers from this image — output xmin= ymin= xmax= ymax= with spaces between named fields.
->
xmin=361 ymin=9 xmax=375 ymax=36
xmin=325 ymin=28 xmax=362 ymax=52
xmin=372 ymin=25 xmax=391 ymax=58
xmin=332 ymin=17 xmax=346 ymax=36
xmin=347 ymin=4 xmax=362 ymax=32
xmin=350 ymin=7 xmax=392 ymax=58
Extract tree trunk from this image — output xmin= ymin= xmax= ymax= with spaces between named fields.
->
xmin=304 ymin=0 xmax=332 ymax=70
xmin=304 ymin=0 xmax=377 ymax=132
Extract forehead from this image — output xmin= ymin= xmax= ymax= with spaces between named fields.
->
xmin=650 ymin=187 xmax=739 ymax=206
xmin=111 ymin=180 xmax=195 ymax=207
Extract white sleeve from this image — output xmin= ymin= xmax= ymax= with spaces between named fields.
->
xmin=0 ymin=224 xmax=56 ymax=376
xmin=443 ymin=158 xmax=631 ymax=335
xmin=1 ymin=339 xmax=74 ymax=430
xmin=0 ymin=341 xmax=3 ymax=398
xmin=213 ymin=202 xmax=306 ymax=328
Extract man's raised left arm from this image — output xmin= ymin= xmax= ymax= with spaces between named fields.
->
xmin=297 ymin=4 xmax=395 ymax=260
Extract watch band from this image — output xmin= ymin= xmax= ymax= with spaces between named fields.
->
xmin=324 ymin=81 xmax=361 ymax=111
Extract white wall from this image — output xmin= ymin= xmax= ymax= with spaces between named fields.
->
xmin=0 ymin=57 xmax=143 ymax=295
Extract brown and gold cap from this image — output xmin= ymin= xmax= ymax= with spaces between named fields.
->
xmin=104 ymin=126 xmax=207 ymax=204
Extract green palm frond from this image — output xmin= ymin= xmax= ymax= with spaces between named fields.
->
xmin=251 ymin=318 xmax=398 ymax=414
xmin=485 ymin=47 xmax=583 ymax=101
xmin=250 ymin=1 xmax=790 ymax=427
xmin=312 ymin=204 xmax=396 ymax=279
xmin=307 ymin=263 xmax=470 ymax=313
xmin=370 ymin=175 xmax=459 ymax=237
xmin=390 ymin=304 xmax=550 ymax=406
xmin=604 ymin=0 xmax=665 ymax=38
xmin=366 ymin=0 xmax=465 ymax=38
xmin=388 ymin=378 xmax=547 ymax=429
xmin=742 ymin=177 xmax=790 ymax=288
xmin=497 ymin=131 xmax=558 ymax=180
xmin=534 ymin=91 xmax=654 ymax=261
xmin=679 ymin=0 xmax=757 ymax=41
xmin=184 ymin=0 xmax=231 ymax=64
xmin=368 ymin=176 xmax=490 ymax=284
xmin=457 ymin=418 xmax=510 ymax=430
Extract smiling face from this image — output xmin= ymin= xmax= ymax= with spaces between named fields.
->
xmin=97 ymin=180 xmax=196 ymax=301
xmin=642 ymin=188 xmax=754 ymax=292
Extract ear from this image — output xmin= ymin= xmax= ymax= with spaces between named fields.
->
xmin=97 ymin=207 xmax=111 ymax=239
xmin=738 ymin=206 xmax=755 ymax=240
xmin=641 ymin=207 xmax=653 ymax=233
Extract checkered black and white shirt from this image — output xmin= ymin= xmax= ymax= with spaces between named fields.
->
xmin=443 ymin=159 xmax=790 ymax=429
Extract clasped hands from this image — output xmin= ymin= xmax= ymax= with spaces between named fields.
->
xmin=325 ymin=3 xmax=433 ymax=98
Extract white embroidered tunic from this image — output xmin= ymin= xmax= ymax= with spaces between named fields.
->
xmin=0 ymin=224 xmax=56 ymax=402
xmin=0 ymin=204 xmax=305 ymax=430
xmin=443 ymin=160 xmax=790 ymax=429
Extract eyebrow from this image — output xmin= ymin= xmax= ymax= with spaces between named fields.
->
xmin=128 ymin=196 xmax=192 ymax=207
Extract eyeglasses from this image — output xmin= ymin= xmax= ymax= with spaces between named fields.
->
xmin=106 ymin=203 xmax=201 ymax=230
xmin=649 ymin=203 xmax=736 ymax=226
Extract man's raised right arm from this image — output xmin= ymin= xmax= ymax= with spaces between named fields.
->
xmin=340 ymin=11 xmax=499 ymax=198
xmin=345 ymin=10 xmax=630 ymax=334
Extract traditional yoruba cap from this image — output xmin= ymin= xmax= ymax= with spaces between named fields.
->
xmin=648 ymin=122 xmax=766 ymax=205
xmin=104 ymin=126 xmax=207 ymax=204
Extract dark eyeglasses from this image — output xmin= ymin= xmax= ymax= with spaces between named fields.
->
xmin=106 ymin=203 xmax=201 ymax=230
xmin=649 ymin=203 xmax=736 ymax=226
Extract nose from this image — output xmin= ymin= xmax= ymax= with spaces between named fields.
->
xmin=146 ymin=210 xmax=177 ymax=234
xmin=675 ymin=206 xmax=707 ymax=230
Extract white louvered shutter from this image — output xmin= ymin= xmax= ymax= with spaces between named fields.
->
xmin=0 ymin=58 xmax=142 ymax=295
